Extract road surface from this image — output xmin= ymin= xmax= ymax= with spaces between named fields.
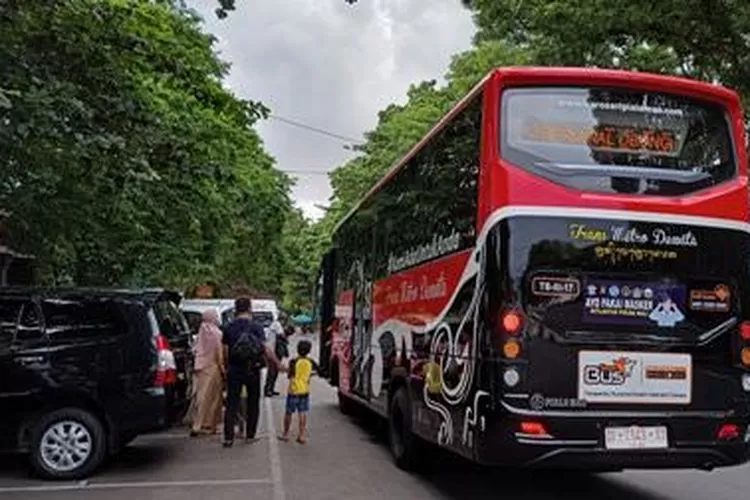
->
xmin=0 ymin=335 xmax=748 ymax=499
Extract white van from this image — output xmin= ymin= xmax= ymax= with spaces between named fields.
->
xmin=250 ymin=299 xmax=278 ymax=331
xmin=180 ymin=299 xmax=235 ymax=335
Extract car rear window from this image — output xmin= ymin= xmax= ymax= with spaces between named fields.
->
xmin=153 ymin=299 xmax=189 ymax=340
xmin=501 ymin=87 xmax=736 ymax=196
xmin=41 ymin=298 xmax=125 ymax=340
xmin=183 ymin=311 xmax=202 ymax=333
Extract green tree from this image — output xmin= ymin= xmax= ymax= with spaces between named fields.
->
xmin=321 ymin=39 xmax=530 ymax=229
xmin=465 ymin=0 xmax=750 ymax=103
xmin=277 ymin=208 xmax=330 ymax=313
xmin=0 ymin=0 xmax=291 ymax=290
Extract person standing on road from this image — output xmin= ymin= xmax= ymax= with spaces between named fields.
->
xmin=278 ymin=339 xmax=318 ymax=444
xmin=264 ymin=313 xmax=290 ymax=397
xmin=189 ymin=309 xmax=225 ymax=437
xmin=222 ymin=297 xmax=284 ymax=448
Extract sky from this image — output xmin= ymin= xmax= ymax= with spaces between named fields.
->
xmin=189 ymin=0 xmax=475 ymax=220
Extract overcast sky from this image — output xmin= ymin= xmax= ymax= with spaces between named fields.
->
xmin=190 ymin=0 xmax=475 ymax=220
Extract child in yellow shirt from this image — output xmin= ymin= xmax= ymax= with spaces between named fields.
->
xmin=279 ymin=339 xmax=318 ymax=444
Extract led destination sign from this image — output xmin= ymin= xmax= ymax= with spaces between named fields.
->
xmin=521 ymin=122 xmax=679 ymax=155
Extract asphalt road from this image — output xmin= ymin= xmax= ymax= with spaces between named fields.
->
xmin=1 ymin=335 xmax=748 ymax=500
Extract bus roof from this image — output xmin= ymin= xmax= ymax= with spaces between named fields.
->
xmin=331 ymin=66 xmax=741 ymax=236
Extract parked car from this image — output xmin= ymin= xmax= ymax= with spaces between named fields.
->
xmin=0 ymin=287 xmax=192 ymax=480
xmin=180 ymin=298 xmax=235 ymax=337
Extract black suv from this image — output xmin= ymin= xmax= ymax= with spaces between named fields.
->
xmin=0 ymin=288 xmax=193 ymax=480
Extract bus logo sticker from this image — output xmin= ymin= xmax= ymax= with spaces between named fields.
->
xmin=578 ymin=351 xmax=692 ymax=405
xmin=689 ymin=285 xmax=731 ymax=313
xmin=531 ymin=276 xmax=580 ymax=298
xmin=645 ymin=366 xmax=688 ymax=380
xmin=529 ymin=393 xmax=587 ymax=411
xmin=583 ymin=356 xmax=637 ymax=386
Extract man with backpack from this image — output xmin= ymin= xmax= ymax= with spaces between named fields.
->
xmin=222 ymin=297 xmax=284 ymax=448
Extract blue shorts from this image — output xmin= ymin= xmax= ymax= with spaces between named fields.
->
xmin=285 ymin=394 xmax=310 ymax=414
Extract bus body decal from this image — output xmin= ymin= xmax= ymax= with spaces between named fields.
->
xmin=341 ymin=202 xmax=750 ymax=449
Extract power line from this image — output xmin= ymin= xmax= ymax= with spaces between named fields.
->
xmin=279 ymin=169 xmax=334 ymax=176
xmin=268 ymin=114 xmax=364 ymax=144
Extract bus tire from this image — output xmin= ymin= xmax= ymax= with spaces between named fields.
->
xmin=388 ymin=387 xmax=419 ymax=471
xmin=337 ymin=390 xmax=356 ymax=416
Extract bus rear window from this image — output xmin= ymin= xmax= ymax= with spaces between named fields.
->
xmin=500 ymin=87 xmax=736 ymax=196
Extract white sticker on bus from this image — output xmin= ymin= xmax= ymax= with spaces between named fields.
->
xmin=577 ymin=351 xmax=692 ymax=405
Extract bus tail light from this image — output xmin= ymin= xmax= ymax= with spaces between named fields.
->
xmin=717 ymin=423 xmax=740 ymax=441
xmin=503 ymin=367 xmax=520 ymax=387
xmin=499 ymin=309 xmax=523 ymax=336
xmin=503 ymin=340 xmax=521 ymax=359
xmin=740 ymin=322 xmax=750 ymax=341
xmin=519 ymin=421 xmax=551 ymax=438
xmin=741 ymin=348 xmax=750 ymax=367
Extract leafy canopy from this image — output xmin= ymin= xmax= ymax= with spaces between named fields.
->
xmin=0 ymin=0 xmax=291 ymax=294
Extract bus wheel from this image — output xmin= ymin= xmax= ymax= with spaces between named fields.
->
xmin=337 ymin=391 xmax=356 ymax=416
xmin=388 ymin=387 xmax=419 ymax=471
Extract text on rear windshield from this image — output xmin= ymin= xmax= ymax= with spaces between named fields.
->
xmin=501 ymin=87 xmax=736 ymax=196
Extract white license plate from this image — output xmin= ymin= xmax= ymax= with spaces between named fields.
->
xmin=604 ymin=426 xmax=668 ymax=450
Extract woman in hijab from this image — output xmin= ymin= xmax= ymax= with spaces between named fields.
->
xmin=190 ymin=309 xmax=225 ymax=437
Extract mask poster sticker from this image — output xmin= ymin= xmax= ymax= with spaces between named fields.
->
xmin=582 ymin=279 xmax=686 ymax=328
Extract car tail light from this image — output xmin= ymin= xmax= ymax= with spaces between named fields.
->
xmin=499 ymin=309 xmax=523 ymax=336
xmin=154 ymin=334 xmax=177 ymax=387
xmin=741 ymin=322 xmax=750 ymax=341
xmin=717 ymin=423 xmax=740 ymax=441
xmin=520 ymin=421 xmax=551 ymax=437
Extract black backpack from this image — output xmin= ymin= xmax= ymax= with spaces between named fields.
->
xmin=230 ymin=329 xmax=265 ymax=370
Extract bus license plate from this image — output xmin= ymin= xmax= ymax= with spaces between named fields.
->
xmin=604 ymin=426 xmax=668 ymax=450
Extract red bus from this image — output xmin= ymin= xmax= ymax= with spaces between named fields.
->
xmin=315 ymin=67 xmax=750 ymax=472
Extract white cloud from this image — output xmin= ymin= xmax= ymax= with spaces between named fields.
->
xmin=189 ymin=0 xmax=475 ymax=219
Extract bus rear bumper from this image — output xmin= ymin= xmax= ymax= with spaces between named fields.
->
xmin=478 ymin=415 xmax=750 ymax=471
xmin=514 ymin=446 xmax=748 ymax=471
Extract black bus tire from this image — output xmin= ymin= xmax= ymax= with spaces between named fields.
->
xmin=338 ymin=390 xmax=356 ymax=416
xmin=388 ymin=387 xmax=419 ymax=471
xmin=29 ymin=407 xmax=107 ymax=480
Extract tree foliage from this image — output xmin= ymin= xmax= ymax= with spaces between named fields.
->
xmin=466 ymin=0 xmax=750 ymax=103
xmin=277 ymin=209 xmax=331 ymax=313
xmin=320 ymin=39 xmax=530 ymax=232
xmin=318 ymin=0 xmax=750 ymax=249
xmin=0 ymin=0 xmax=291 ymax=293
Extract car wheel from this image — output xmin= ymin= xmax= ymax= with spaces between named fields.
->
xmin=388 ymin=387 xmax=419 ymax=471
xmin=29 ymin=408 xmax=107 ymax=480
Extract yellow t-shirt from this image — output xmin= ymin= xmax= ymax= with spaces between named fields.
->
xmin=288 ymin=357 xmax=315 ymax=395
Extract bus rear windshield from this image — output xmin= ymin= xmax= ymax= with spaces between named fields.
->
xmin=500 ymin=87 xmax=736 ymax=196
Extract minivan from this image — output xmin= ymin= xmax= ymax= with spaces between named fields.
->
xmin=0 ymin=288 xmax=192 ymax=479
